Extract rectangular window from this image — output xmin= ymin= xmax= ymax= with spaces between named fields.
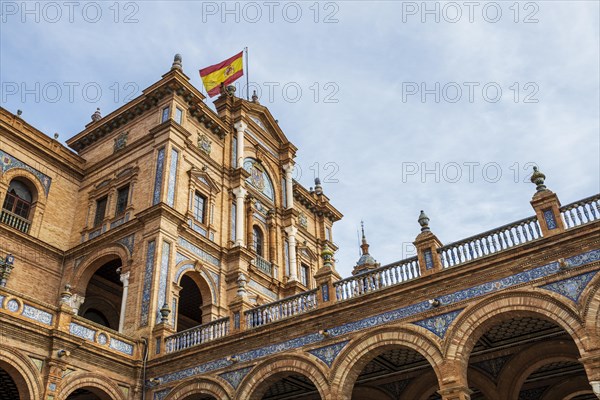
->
xmin=300 ymin=264 xmax=309 ymax=286
xmin=325 ymin=227 xmax=331 ymax=241
xmin=175 ymin=107 xmax=183 ymax=124
xmin=115 ymin=185 xmax=130 ymax=216
xmin=231 ymin=202 xmax=237 ymax=241
xmin=94 ymin=196 xmax=108 ymax=227
xmin=161 ymin=106 xmax=170 ymax=123
xmin=232 ymin=136 xmax=238 ymax=168
xmin=281 ymin=177 xmax=287 ymax=208
xmin=193 ymin=192 xmax=206 ymax=223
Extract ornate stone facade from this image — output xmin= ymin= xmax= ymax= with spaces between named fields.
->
xmin=0 ymin=56 xmax=599 ymax=400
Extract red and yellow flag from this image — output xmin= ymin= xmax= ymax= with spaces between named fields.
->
xmin=199 ymin=51 xmax=244 ymax=97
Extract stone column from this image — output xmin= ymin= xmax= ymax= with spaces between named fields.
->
xmin=283 ymin=163 xmax=294 ymax=209
xmin=438 ymin=385 xmax=472 ymax=400
xmin=285 ymin=226 xmax=298 ymax=281
xmin=233 ymin=187 xmax=247 ymax=247
xmin=118 ymin=272 xmax=130 ymax=333
xmin=70 ymin=294 xmax=85 ymax=315
xmin=234 ymin=121 xmax=246 ymax=168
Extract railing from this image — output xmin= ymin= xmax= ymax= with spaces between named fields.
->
xmin=334 ymin=257 xmax=420 ymax=301
xmin=438 ymin=216 xmax=542 ymax=268
xmin=165 ymin=317 xmax=230 ymax=353
xmin=0 ymin=210 xmax=31 ymax=233
xmin=560 ymin=194 xmax=600 ymax=229
xmin=254 ymin=255 xmax=273 ymax=276
xmin=245 ymin=289 xmax=318 ymax=329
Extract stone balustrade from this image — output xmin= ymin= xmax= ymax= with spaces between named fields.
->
xmin=560 ymin=194 xmax=600 ymax=228
xmin=245 ymin=289 xmax=318 ymax=329
xmin=165 ymin=317 xmax=230 ymax=353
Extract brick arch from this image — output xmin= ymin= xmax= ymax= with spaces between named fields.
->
xmin=71 ymin=245 xmax=129 ymax=295
xmin=402 ymin=370 xmax=439 ymax=400
xmin=330 ymin=326 xmax=444 ymax=399
xmin=56 ymin=371 xmax=126 ymax=400
xmin=0 ymin=345 xmax=43 ymax=400
xmin=496 ymin=340 xmax=583 ymax=400
xmin=540 ymin=376 xmax=596 ymax=400
xmin=580 ymin=270 xmax=600 ymax=346
xmin=467 ymin=367 xmax=499 ymax=400
xmin=235 ymin=354 xmax=329 ymax=400
xmin=164 ymin=376 xmax=233 ymax=400
xmin=173 ymin=260 xmax=217 ymax=304
xmin=444 ymin=291 xmax=587 ymax=382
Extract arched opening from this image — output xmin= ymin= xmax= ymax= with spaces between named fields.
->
xmin=1 ymin=178 xmax=36 ymax=233
xmin=351 ymin=346 xmax=439 ymax=399
xmin=259 ymin=373 xmax=320 ymax=400
xmin=79 ymin=258 xmax=123 ymax=331
xmin=467 ymin=315 xmax=594 ymax=398
xmin=0 ymin=364 xmax=22 ymax=400
xmin=180 ymin=395 xmax=217 ymax=400
xmin=177 ymin=274 xmax=204 ymax=332
xmin=65 ymin=387 xmax=112 ymax=400
xmin=252 ymin=225 xmax=264 ymax=257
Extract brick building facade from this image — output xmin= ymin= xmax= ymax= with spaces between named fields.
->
xmin=0 ymin=56 xmax=599 ymax=400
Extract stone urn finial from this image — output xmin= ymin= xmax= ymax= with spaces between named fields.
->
xmin=172 ymin=54 xmax=182 ymax=70
xmin=418 ymin=210 xmax=430 ymax=232
xmin=530 ymin=166 xmax=547 ymax=192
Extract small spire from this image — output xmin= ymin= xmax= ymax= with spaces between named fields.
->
xmin=530 ymin=166 xmax=547 ymax=192
xmin=91 ymin=108 xmax=101 ymax=122
xmin=418 ymin=210 xmax=430 ymax=232
xmin=171 ymin=53 xmax=182 ymax=70
xmin=251 ymin=90 xmax=259 ymax=104
xmin=360 ymin=221 xmax=369 ymax=255
xmin=314 ymin=177 xmax=323 ymax=195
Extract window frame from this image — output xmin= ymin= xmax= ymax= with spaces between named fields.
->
xmin=161 ymin=106 xmax=170 ymax=123
xmin=94 ymin=195 xmax=108 ymax=227
xmin=115 ymin=184 xmax=130 ymax=216
xmin=175 ymin=107 xmax=183 ymax=124
xmin=192 ymin=191 xmax=207 ymax=224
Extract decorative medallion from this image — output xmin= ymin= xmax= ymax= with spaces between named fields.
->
xmin=307 ymin=340 xmax=349 ymax=367
xmin=97 ymin=333 xmax=108 ymax=345
xmin=197 ymin=134 xmax=212 ymax=155
xmin=219 ymin=366 xmax=254 ymax=389
xmin=412 ymin=309 xmax=463 ymax=338
xmin=299 ymin=213 xmax=308 ymax=229
xmin=540 ymin=271 xmax=597 ymax=302
xmin=113 ymin=132 xmax=128 ymax=153
xmin=243 ymin=158 xmax=274 ymax=200
xmin=6 ymin=299 xmax=19 ymax=312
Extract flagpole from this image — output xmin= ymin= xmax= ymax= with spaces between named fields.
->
xmin=245 ymin=47 xmax=249 ymax=100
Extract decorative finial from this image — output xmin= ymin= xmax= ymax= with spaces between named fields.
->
xmin=60 ymin=284 xmax=72 ymax=304
xmin=251 ymin=90 xmax=259 ymax=104
xmin=418 ymin=210 xmax=430 ymax=232
xmin=237 ymin=272 xmax=247 ymax=297
xmin=224 ymin=84 xmax=236 ymax=97
xmin=91 ymin=108 xmax=101 ymax=122
xmin=159 ymin=302 xmax=171 ymax=323
xmin=321 ymin=243 xmax=334 ymax=268
xmin=171 ymin=54 xmax=183 ymax=70
xmin=314 ymin=177 xmax=323 ymax=195
xmin=16 ymin=110 xmax=22 ymax=117
xmin=53 ymin=133 xmax=59 ymax=140
xmin=530 ymin=166 xmax=547 ymax=192
xmin=359 ymin=221 xmax=371 ymax=255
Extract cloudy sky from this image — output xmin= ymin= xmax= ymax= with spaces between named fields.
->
xmin=1 ymin=1 xmax=599 ymax=277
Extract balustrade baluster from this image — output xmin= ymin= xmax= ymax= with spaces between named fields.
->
xmin=589 ymin=203 xmax=598 ymax=220
xmin=576 ymin=207 xmax=584 ymax=225
xmin=582 ymin=205 xmax=590 ymax=222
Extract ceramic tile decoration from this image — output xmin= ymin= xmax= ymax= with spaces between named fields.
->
xmin=178 ymin=237 xmax=221 ymax=266
xmin=540 ymin=271 xmax=598 ymax=302
xmin=307 ymin=340 xmax=349 ymax=367
xmin=543 ymin=209 xmax=558 ymax=230
xmin=0 ymin=295 xmax=4 ymax=308
xmin=153 ymin=388 xmax=171 ymax=400
xmin=248 ymin=279 xmax=277 ymax=300
xmin=6 ymin=299 xmax=19 ymax=312
xmin=219 ymin=366 xmax=254 ymax=389
xmin=413 ymin=309 xmax=463 ymax=338
xmin=153 ymin=148 xmax=165 ymax=205
xmin=140 ymin=240 xmax=156 ymax=326
xmin=117 ymin=234 xmax=135 ymax=255
xmin=97 ymin=333 xmax=108 ymax=345
xmin=69 ymin=322 xmax=96 ymax=341
xmin=109 ymin=337 xmax=134 ymax=355
xmin=21 ymin=304 xmax=53 ymax=325
xmin=156 ymin=241 xmax=171 ymax=324
xmin=1 ymin=150 xmax=52 ymax=195
xmin=166 ymin=148 xmax=178 ymax=207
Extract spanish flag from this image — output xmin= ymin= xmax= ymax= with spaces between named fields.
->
xmin=199 ymin=51 xmax=244 ymax=97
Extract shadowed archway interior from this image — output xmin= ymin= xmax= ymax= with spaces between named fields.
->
xmin=0 ymin=366 xmax=21 ymax=400
xmin=79 ymin=258 xmax=123 ymax=331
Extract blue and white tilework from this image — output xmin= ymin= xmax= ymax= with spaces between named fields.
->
xmin=166 ymin=149 xmax=179 ymax=207
xmin=248 ymin=280 xmax=277 ymax=300
xmin=6 ymin=299 xmax=19 ymax=312
xmin=48 ymin=383 xmax=56 ymax=392
xmin=110 ymin=337 xmax=134 ymax=355
xmin=424 ymin=249 xmax=434 ymax=270
xmin=70 ymin=322 xmax=96 ymax=341
xmin=177 ymin=237 xmax=221 ymax=266
xmin=219 ymin=366 xmax=254 ymax=389
xmin=117 ymin=234 xmax=135 ymax=255
xmin=140 ymin=240 xmax=156 ymax=326
xmin=1 ymin=150 xmax=52 ymax=196
xmin=321 ymin=284 xmax=329 ymax=302
xmin=97 ymin=333 xmax=108 ymax=345
xmin=543 ymin=209 xmax=557 ymax=230
xmin=22 ymin=304 xmax=53 ymax=325
xmin=541 ymin=271 xmax=598 ymax=302
xmin=413 ymin=309 xmax=463 ymax=338
xmin=153 ymin=248 xmax=599 ymax=386
xmin=308 ymin=340 xmax=349 ymax=367
xmin=156 ymin=241 xmax=171 ymax=324
xmin=153 ymin=388 xmax=171 ymax=400
xmin=472 ymin=354 xmax=512 ymax=379
xmin=152 ymin=148 xmax=165 ymax=205
xmin=0 ymin=295 xmax=4 ymax=308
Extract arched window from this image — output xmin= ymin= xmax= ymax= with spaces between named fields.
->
xmin=2 ymin=179 xmax=33 ymax=219
xmin=252 ymin=225 xmax=264 ymax=257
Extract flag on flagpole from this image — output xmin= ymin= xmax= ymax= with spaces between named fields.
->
xmin=199 ymin=51 xmax=244 ymax=97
